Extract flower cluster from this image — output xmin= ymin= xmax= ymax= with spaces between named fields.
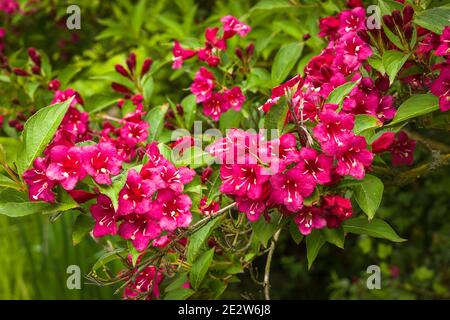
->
xmin=172 ymin=16 xmax=250 ymax=69
xmin=207 ymin=127 xmax=363 ymax=235
xmin=173 ymin=16 xmax=250 ymax=121
xmin=190 ymin=67 xmax=245 ymax=120
xmin=23 ymin=86 xmax=196 ymax=253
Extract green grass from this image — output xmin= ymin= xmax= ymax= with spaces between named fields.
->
xmin=0 ymin=212 xmax=118 ymax=299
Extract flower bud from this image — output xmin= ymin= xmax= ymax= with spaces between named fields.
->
xmin=402 ymin=5 xmax=414 ymax=24
xmin=48 ymin=79 xmax=61 ymax=91
xmin=235 ymin=48 xmax=243 ymax=61
xmin=382 ymin=15 xmax=395 ymax=31
xmin=111 ymin=82 xmax=133 ymax=94
xmin=126 ymin=52 xmax=137 ymax=74
xmin=392 ymin=10 xmax=403 ymax=27
xmin=246 ymin=43 xmax=254 ymax=57
xmin=140 ymin=58 xmax=153 ymax=76
xmin=13 ymin=68 xmax=29 ymax=76
xmin=115 ymin=64 xmax=130 ymax=78
xmin=303 ymin=33 xmax=311 ymax=41
xmin=403 ymin=23 xmax=413 ymax=41
xmin=27 ymin=47 xmax=41 ymax=66
xmin=31 ymin=65 xmax=41 ymax=75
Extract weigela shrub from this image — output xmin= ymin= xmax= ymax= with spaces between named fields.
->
xmin=0 ymin=0 xmax=449 ymax=300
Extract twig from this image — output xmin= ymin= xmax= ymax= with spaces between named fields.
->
xmin=263 ymin=229 xmax=281 ymax=300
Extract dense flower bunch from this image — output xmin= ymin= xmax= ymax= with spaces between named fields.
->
xmin=23 ymin=85 xmax=196 ymax=252
xmin=173 ymin=16 xmax=250 ymax=121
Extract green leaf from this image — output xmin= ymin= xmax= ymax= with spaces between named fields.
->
xmin=187 ymin=217 xmax=221 ymax=263
xmin=352 ymin=174 xmax=384 ymax=220
xmin=157 ymin=143 xmax=173 ymax=162
xmin=252 ymin=214 xmax=279 ymax=247
xmin=414 ymin=6 xmax=450 ymax=35
xmin=85 ymin=94 xmax=120 ymax=113
xmin=0 ymin=173 xmax=21 ymax=190
xmin=321 ymin=227 xmax=345 ymax=249
xmin=131 ymin=0 xmax=147 ymax=36
xmin=382 ymin=26 xmax=405 ymax=51
xmin=220 ymin=109 xmax=242 ymax=132
xmin=181 ymin=94 xmax=197 ymax=130
xmin=145 ymin=104 xmax=169 ymax=142
xmin=264 ymin=98 xmax=288 ymax=135
xmin=325 ymin=81 xmax=358 ymax=108
xmin=271 ymin=42 xmax=303 ymax=85
xmin=253 ymin=0 xmax=293 ymax=10
xmin=388 ymin=94 xmax=439 ymax=126
xmin=142 ymin=75 xmax=154 ymax=104
xmin=174 ymin=146 xmax=214 ymax=169
xmin=16 ymin=99 xmax=72 ymax=174
xmin=343 ymin=217 xmax=406 ymax=242
xmin=40 ymin=51 xmax=52 ymax=79
xmin=0 ymin=189 xmax=53 ymax=217
xmin=354 ymin=114 xmax=382 ymax=135
xmin=378 ymin=0 xmax=403 ymax=15
xmin=72 ymin=214 xmax=94 ymax=246
xmin=382 ymin=50 xmax=410 ymax=84
xmin=190 ymin=248 xmax=214 ymax=290
xmin=165 ymin=273 xmax=188 ymax=292
xmin=368 ymin=56 xmax=385 ymax=75
xmin=92 ymin=248 xmax=126 ymax=271
xmin=163 ymin=288 xmax=194 ymax=300
xmin=306 ymin=230 xmax=326 ymax=269
xmin=289 ymin=221 xmax=304 ymax=245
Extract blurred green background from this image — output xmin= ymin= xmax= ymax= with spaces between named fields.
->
xmin=0 ymin=0 xmax=449 ymax=299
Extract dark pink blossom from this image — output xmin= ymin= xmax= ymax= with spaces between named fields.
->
xmin=430 ymin=66 xmax=450 ymax=112
xmin=23 ymin=157 xmax=56 ymax=202
xmin=119 ymin=210 xmax=162 ymax=251
xmin=435 ymin=26 xmax=450 ymax=57
xmin=236 ymin=193 xmax=268 ymax=222
xmin=172 ymin=41 xmax=197 ymax=69
xmin=320 ymin=195 xmax=353 ymax=228
xmin=221 ymin=16 xmax=251 ymax=39
xmin=158 ymin=163 xmax=195 ymax=193
xmin=118 ymin=169 xmax=158 ymax=215
xmin=261 ymin=75 xmax=303 ymax=112
xmin=46 ymin=145 xmax=86 ymax=190
xmin=224 ymin=86 xmax=245 ymax=111
xmin=313 ymin=107 xmax=355 ymax=153
xmin=205 ymin=27 xmax=226 ymax=50
xmin=198 ymin=47 xmax=220 ymax=67
xmin=190 ymin=67 xmax=215 ymax=103
xmin=390 ymin=131 xmax=416 ymax=166
xmin=51 ymin=88 xmax=83 ymax=107
xmin=203 ymin=92 xmax=229 ymax=121
xmin=123 ymin=266 xmax=163 ymax=299
xmin=296 ymin=147 xmax=333 ymax=185
xmin=157 ymin=189 xmax=192 ymax=231
xmin=90 ymin=195 xmax=117 ymax=237
xmin=331 ymin=135 xmax=373 ymax=179
xmin=120 ymin=120 xmax=149 ymax=145
xmin=338 ymin=7 xmax=366 ymax=34
xmin=294 ymin=207 xmax=326 ymax=235
xmin=82 ymin=142 xmax=122 ymax=185
xmin=319 ymin=16 xmax=340 ymax=38
xmin=200 ymin=197 xmax=220 ymax=216
xmin=270 ymin=168 xmax=315 ymax=212
xmin=371 ymin=132 xmax=395 ymax=153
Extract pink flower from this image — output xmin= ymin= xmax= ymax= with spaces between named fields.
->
xmin=140 ymin=143 xmax=171 ymax=180
xmin=48 ymin=79 xmax=61 ymax=91
xmin=60 ymin=106 xmax=90 ymax=141
xmin=236 ymin=194 xmax=268 ymax=222
xmin=229 ymin=164 xmax=270 ymax=199
xmin=335 ymin=32 xmax=372 ymax=70
xmin=261 ymin=75 xmax=303 ymax=112
xmin=158 ymin=163 xmax=195 ymax=193
xmin=435 ymin=26 xmax=450 ymax=57
xmin=198 ymin=48 xmax=220 ymax=67
xmin=118 ymin=169 xmax=158 ymax=215
xmin=172 ymin=41 xmax=197 ymax=69
xmin=319 ymin=16 xmax=340 ymax=38
xmin=270 ymin=167 xmax=315 ymax=212
xmin=224 ymin=86 xmax=245 ymax=111
xmin=296 ymin=147 xmax=333 ymax=185
xmin=46 ymin=145 xmax=86 ymax=190
xmin=120 ymin=120 xmax=149 ymax=145
xmin=119 ymin=210 xmax=162 ymax=251
xmin=200 ymin=197 xmax=220 ymax=216
xmin=430 ymin=65 xmax=450 ymax=112
xmin=371 ymin=132 xmax=395 ymax=153
xmin=0 ymin=0 xmax=19 ymax=14
xmin=23 ymin=157 xmax=56 ymax=202
xmin=203 ymin=92 xmax=229 ymax=121
xmin=221 ymin=16 xmax=251 ymax=38
xmin=190 ymin=67 xmax=215 ymax=103
xmin=332 ymin=135 xmax=373 ymax=179
xmin=313 ymin=107 xmax=355 ymax=154
xmin=157 ymin=189 xmax=192 ymax=231
xmin=273 ymin=133 xmax=300 ymax=171
xmin=82 ymin=142 xmax=122 ymax=185
xmin=51 ymin=88 xmax=83 ymax=107
xmin=205 ymin=27 xmax=226 ymax=50
xmin=90 ymin=195 xmax=117 ymax=237
xmin=338 ymin=7 xmax=366 ymax=34
xmin=390 ymin=131 xmax=416 ymax=166
xmin=377 ymin=96 xmax=396 ymax=123
xmin=320 ymin=195 xmax=353 ymax=228
xmin=294 ymin=207 xmax=326 ymax=235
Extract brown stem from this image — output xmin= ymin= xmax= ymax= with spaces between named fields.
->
xmin=263 ymin=229 xmax=281 ymax=300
